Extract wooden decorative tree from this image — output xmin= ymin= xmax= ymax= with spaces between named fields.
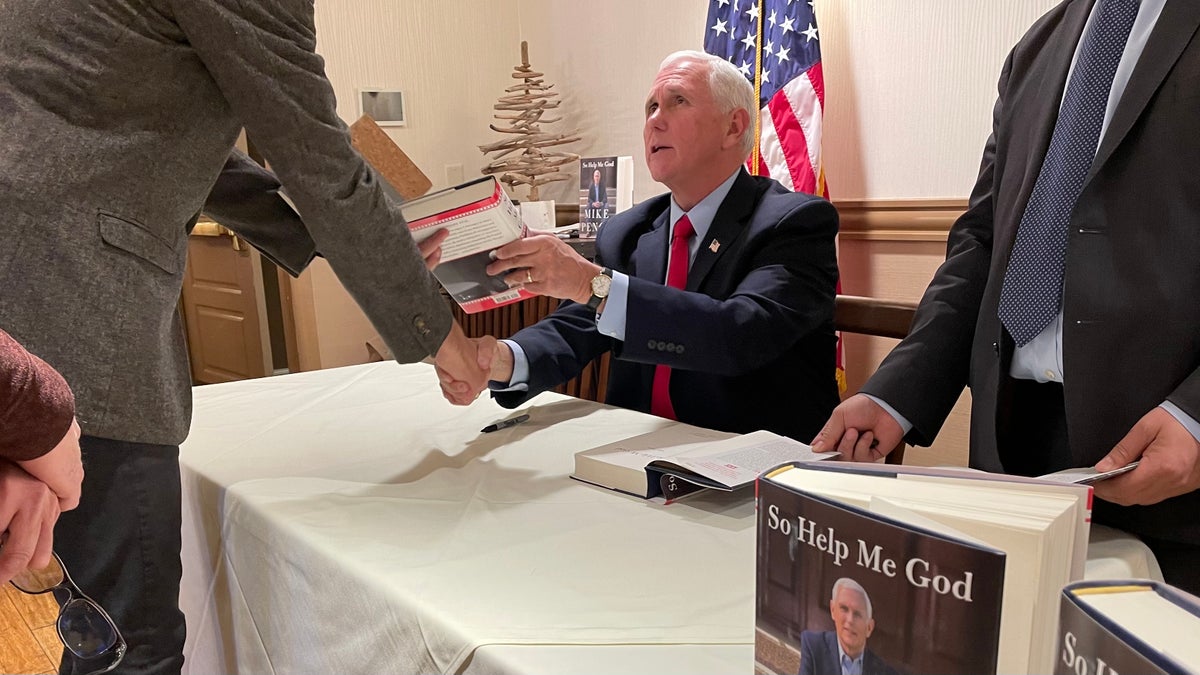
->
xmin=479 ymin=41 xmax=579 ymax=201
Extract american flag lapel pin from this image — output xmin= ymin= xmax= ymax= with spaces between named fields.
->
xmin=709 ymin=239 xmax=720 ymax=253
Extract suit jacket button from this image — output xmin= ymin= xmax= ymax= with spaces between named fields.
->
xmin=676 ymin=344 xmax=684 ymax=355
xmin=666 ymin=342 xmax=676 ymax=353
xmin=656 ymin=341 xmax=666 ymax=351
xmin=413 ymin=316 xmax=431 ymax=336
xmin=647 ymin=339 xmax=656 ymax=350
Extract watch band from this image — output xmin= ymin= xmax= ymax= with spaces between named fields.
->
xmin=585 ymin=267 xmax=613 ymax=311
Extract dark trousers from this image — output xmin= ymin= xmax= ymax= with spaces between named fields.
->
xmin=1141 ymin=537 xmax=1200 ymax=596
xmin=55 ymin=436 xmax=185 ymax=675
xmin=997 ymin=378 xmax=1073 ymax=477
xmin=998 ymin=378 xmax=1200 ymax=594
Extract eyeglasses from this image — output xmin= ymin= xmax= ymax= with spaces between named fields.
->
xmin=9 ymin=552 xmax=126 ymax=675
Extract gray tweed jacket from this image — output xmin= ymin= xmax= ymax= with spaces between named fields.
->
xmin=0 ymin=0 xmax=453 ymax=445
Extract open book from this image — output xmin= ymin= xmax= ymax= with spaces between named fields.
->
xmin=754 ymin=462 xmax=1092 ymax=675
xmin=571 ymin=427 xmax=835 ymax=499
xmin=400 ymin=176 xmax=534 ymax=313
xmin=1057 ymin=580 xmax=1200 ymax=675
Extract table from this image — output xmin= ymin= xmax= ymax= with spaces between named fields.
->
xmin=177 ymin=362 xmax=1161 ymax=675
xmin=179 ymin=362 xmax=759 ymax=674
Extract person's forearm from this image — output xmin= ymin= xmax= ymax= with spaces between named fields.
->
xmin=0 ymin=330 xmax=75 ymax=462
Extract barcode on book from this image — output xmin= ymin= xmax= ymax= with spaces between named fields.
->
xmin=490 ymin=289 xmax=522 ymax=304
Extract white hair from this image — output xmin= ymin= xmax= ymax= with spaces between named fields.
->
xmin=831 ymin=577 xmax=873 ymax=619
xmin=658 ymin=50 xmax=757 ymax=158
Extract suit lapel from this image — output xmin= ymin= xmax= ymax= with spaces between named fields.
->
xmin=1089 ymin=0 xmax=1200 ymax=179
xmin=685 ymin=170 xmax=758 ymax=292
xmin=632 ymin=208 xmax=671 ymax=284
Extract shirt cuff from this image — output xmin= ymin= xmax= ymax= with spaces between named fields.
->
xmin=862 ymin=394 xmax=914 ymax=436
xmin=595 ymin=271 xmax=630 ymax=342
xmin=1160 ymin=401 xmax=1200 ymax=444
xmin=488 ymin=339 xmax=529 ymax=392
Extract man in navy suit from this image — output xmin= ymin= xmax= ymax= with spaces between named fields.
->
xmin=587 ymin=169 xmax=609 ymax=210
xmin=439 ymin=50 xmax=839 ymax=442
xmin=799 ymin=578 xmax=898 ymax=675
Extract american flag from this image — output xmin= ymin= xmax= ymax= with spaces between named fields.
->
xmin=705 ymin=0 xmax=844 ymax=390
xmin=704 ymin=0 xmax=826 ymax=196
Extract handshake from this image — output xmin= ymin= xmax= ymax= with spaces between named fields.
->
xmin=432 ymin=327 xmax=516 ymax=405
xmin=427 ymin=231 xmax=602 ymax=406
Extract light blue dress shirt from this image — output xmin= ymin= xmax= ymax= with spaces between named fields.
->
xmin=872 ymin=0 xmax=1199 ymax=444
xmin=495 ymin=169 xmax=741 ymax=390
xmin=837 ymin=642 xmax=864 ymax=675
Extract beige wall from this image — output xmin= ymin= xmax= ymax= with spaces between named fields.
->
xmin=819 ymin=1 xmax=1061 ymax=199
xmin=294 ymin=1 xmax=523 ymax=367
xmin=293 ymin=1 xmax=1062 ymax=458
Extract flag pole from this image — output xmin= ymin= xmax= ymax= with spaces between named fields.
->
xmin=750 ymin=0 xmax=764 ymax=176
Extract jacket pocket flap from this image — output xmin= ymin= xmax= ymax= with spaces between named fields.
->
xmin=98 ymin=212 xmax=180 ymax=274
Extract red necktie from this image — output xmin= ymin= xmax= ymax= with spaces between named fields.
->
xmin=650 ymin=215 xmax=695 ymax=419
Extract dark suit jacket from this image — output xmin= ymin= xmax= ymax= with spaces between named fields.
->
xmin=495 ymin=169 xmax=840 ymax=442
xmin=862 ymin=0 xmax=1200 ymax=543
xmin=799 ymin=630 xmax=898 ymax=675
xmin=0 ymin=1 xmax=451 ymax=445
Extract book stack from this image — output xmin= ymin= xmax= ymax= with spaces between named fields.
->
xmin=400 ymin=176 xmax=533 ymax=313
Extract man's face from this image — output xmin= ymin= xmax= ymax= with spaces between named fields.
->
xmin=593 ymin=170 xmax=602 ymax=185
xmin=830 ymin=587 xmax=874 ymax=658
xmin=642 ymin=57 xmax=737 ymax=196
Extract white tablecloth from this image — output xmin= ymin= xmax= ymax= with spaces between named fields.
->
xmin=178 ymin=362 xmax=1160 ymax=675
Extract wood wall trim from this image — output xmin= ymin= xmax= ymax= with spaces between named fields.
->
xmin=555 ymin=197 xmax=969 ymax=240
xmin=834 ymin=198 xmax=967 ymax=242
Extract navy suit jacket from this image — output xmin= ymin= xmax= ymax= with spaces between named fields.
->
xmin=799 ymin=630 xmax=898 ymax=675
xmin=494 ymin=169 xmax=840 ymax=442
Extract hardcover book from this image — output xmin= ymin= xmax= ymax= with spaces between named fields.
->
xmin=578 ymin=155 xmax=633 ymax=239
xmin=754 ymin=462 xmax=1092 ymax=675
xmin=1056 ymin=580 xmax=1200 ymax=675
xmin=401 ymin=176 xmax=534 ymax=313
xmin=571 ymin=427 xmax=834 ymax=500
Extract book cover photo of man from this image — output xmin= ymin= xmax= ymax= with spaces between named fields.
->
xmin=799 ymin=578 xmax=900 ymax=675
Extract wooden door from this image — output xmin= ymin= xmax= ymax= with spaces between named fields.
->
xmin=181 ymin=220 xmax=272 ymax=383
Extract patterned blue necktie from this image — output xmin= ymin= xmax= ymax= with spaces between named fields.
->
xmin=997 ymin=0 xmax=1141 ymax=347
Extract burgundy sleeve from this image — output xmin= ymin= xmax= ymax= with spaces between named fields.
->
xmin=0 ymin=329 xmax=76 ymax=461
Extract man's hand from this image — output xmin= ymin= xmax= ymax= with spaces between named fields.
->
xmin=486 ymin=234 xmax=601 ymax=303
xmin=417 ymin=228 xmax=449 ymax=271
xmin=435 ymin=337 xmax=519 ymax=405
xmin=433 ymin=323 xmax=492 ymax=405
xmin=0 ymin=461 xmax=59 ymax=585
xmin=17 ymin=418 xmax=83 ymax=511
xmin=486 ymin=340 xmax=515 ymax=384
xmin=811 ymin=394 xmax=905 ymax=462
xmin=1093 ymin=407 xmax=1200 ymax=506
